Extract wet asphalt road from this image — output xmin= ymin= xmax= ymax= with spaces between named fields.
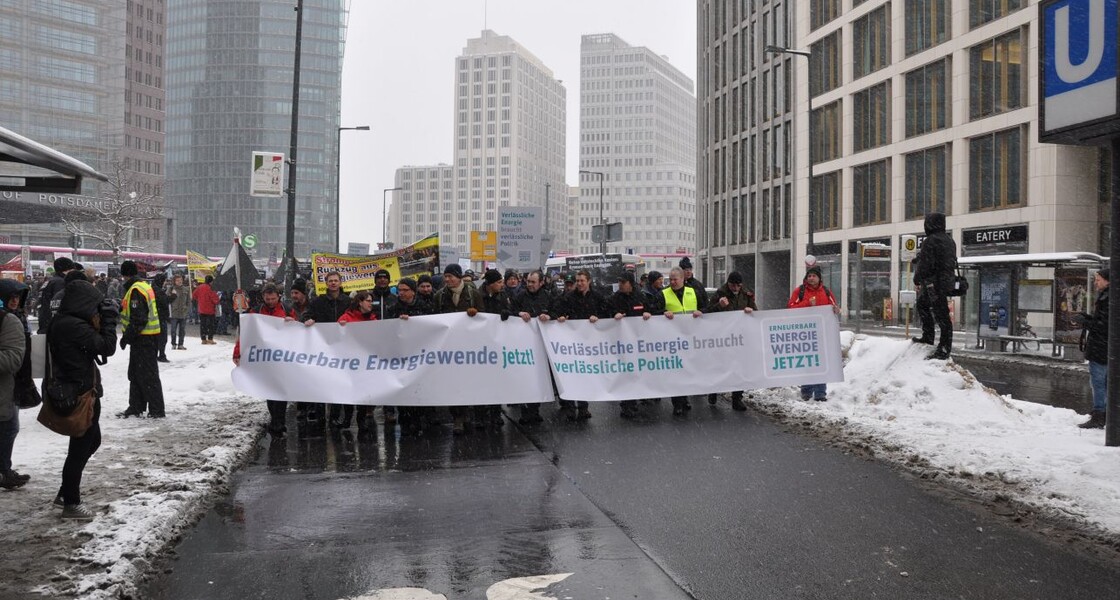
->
xmin=146 ymin=398 xmax=1120 ymax=600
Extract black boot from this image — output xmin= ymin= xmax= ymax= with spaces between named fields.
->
xmin=911 ymin=336 xmax=934 ymax=345
xmin=929 ymin=346 xmax=951 ymax=360
xmin=731 ymin=392 xmax=747 ymax=412
xmin=1078 ymin=411 xmax=1106 ymax=429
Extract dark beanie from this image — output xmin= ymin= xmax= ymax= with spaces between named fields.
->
xmin=647 ymin=270 xmax=663 ymax=285
xmin=120 ymin=260 xmax=138 ymax=277
xmin=1100 ymin=267 xmax=1110 ymax=281
xmin=483 ymin=269 xmax=502 ymax=285
xmin=805 ymin=265 xmax=823 ymax=280
xmin=417 ymin=273 xmax=432 ymax=285
xmin=727 ymin=271 xmax=744 ymax=285
xmin=397 ymin=277 xmax=417 ymax=291
xmin=444 ymin=263 xmax=463 ymax=278
xmin=53 ymin=257 xmax=75 ymax=273
xmin=64 ymin=269 xmax=88 ymax=283
xmin=291 ymin=278 xmax=308 ymax=294
xmin=679 ymin=257 xmax=693 ymax=270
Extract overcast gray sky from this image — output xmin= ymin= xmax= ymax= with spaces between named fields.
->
xmin=337 ymin=0 xmax=697 ymax=251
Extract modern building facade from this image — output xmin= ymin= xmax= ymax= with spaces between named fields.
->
xmin=124 ymin=0 xmax=171 ymax=252
xmin=390 ymin=164 xmax=454 ymax=247
xmin=166 ymin=0 xmax=346 ymax=259
xmin=392 ymin=30 xmax=567 ymax=256
xmin=696 ymin=0 xmax=796 ymax=309
xmin=786 ymin=0 xmax=1105 ymax=326
xmin=699 ymin=0 xmax=1109 ymax=315
xmin=577 ymin=33 xmax=698 ymax=258
xmin=0 ymin=0 xmax=132 ymax=249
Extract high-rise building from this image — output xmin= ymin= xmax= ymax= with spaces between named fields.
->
xmin=0 ymin=0 xmax=171 ymax=254
xmin=577 ymin=33 xmax=697 ymax=258
xmin=166 ymin=0 xmax=346 ymax=258
xmin=391 ymin=164 xmax=454 ymax=247
xmin=124 ymin=0 xmax=171 ymax=252
xmin=393 ymin=30 xmax=567 ymax=256
xmin=697 ymin=0 xmax=796 ymax=308
xmin=699 ymin=0 xmax=1108 ymax=318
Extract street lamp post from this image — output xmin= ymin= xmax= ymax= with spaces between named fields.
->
xmin=382 ymin=187 xmax=402 ymax=248
xmin=336 ymin=125 xmax=370 ymax=252
xmin=283 ymin=0 xmax=305 ymax=291
xmin=765 ymin=45 xmax=814 ymax=256
xmin=579 ymin=169 xmax=605 ymax=254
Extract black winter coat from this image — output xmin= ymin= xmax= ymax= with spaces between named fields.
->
xmin=914 ymin=212 xmax=958 ymax=294
xmin=1085 ymin=287 xmax=1110 ymax=364
xmin=37 ymin=275 xmax=65 ymax=333
xmin=302 ymin=292 xmax=350 ymax=323
xmin=481 ymin=289 xmax=512 ymax=318
xmin=552 ymin=289 xmax=608 ymax=320
xmin=387 ymin=297 xmax=432 ymax=319
xmin=511 ymin=287 xmax=554 ymax=317
xmin=608 ymin=290 xmax=649 ymax=317
xmin=47 ymin=280 xmax=117 ymax=398
xmin=371 ymin=287 xmax=399 ymax=320
xmin=642 ymin=286 xmax=666 ymax=313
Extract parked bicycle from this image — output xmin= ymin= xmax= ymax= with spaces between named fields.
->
xmin=1014 ymin=311 xmax=1041 ymax=351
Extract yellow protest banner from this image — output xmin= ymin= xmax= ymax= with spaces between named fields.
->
xmin=310 ymin=234 xmax=440 ymax=295
xmin=186 ymin=250 xmax=220 ymax=283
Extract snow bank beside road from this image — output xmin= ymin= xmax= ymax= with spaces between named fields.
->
xmin=0 ymin=340 xmax=264 ymax=599
xmin=752 ymin=334 xmax=1120 ymax=536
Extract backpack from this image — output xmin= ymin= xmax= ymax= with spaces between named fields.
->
xmin=0 ymin=309 xmax=41 ymax=409
xmin=797 ymin=284 xmax=835 ymax=305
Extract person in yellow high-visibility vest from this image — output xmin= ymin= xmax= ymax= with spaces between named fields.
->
xmin=117 ymin=261 xmax=165 ymax=419
xmin=662 ymin=267 xmax=703 ymax=417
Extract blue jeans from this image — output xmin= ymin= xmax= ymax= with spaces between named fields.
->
xmin=0 ymin=410 xmax=18 ymax=473
xmin=800 ymin=383 xmax=827 ymax=400
xmin=1090 ymin=361 xmax=1108 ymax=413
xmin=168 ymin=318 xmax=186 ymax=346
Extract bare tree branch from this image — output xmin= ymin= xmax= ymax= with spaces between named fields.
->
xmin=63 ymin=162 xmax=165 ymax=262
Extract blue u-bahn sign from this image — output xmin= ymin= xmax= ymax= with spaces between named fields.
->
xmin=1040 ymin=0 xmax=1120 ymax=144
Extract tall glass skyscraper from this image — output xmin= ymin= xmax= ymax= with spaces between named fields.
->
xmin=166 ymin=0 xmax=345 ymax=258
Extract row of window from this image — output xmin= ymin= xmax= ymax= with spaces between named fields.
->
xmin=809 ymin=126 xmax=1023 ymax=231
xmin=811 ymin=29 xmax=1023 ymax=162
xmin=813 ymin=0 xmax=1023 ymax=33
xmin=708 ymin=183 xmax=793 ymax=247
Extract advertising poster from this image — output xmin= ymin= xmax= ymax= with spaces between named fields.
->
xmin=1054 ymin=267 xmax=1091 ymax=345
xmin=978 ymin=268 xmax=1012 ymax=339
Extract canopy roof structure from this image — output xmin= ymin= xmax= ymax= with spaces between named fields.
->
xmin=959 ymin=252 xmax=1108 ymax=267
xmin=0 ymin=125 xmax=110 ymax=224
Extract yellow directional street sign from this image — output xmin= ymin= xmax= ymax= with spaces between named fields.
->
xmin=470 ymin=230 xmax=497 ymax=261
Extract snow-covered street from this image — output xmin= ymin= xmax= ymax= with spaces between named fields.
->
xmin=2 ymin=332 xmax=1119 ymax=598
xmin=1 ymin=339 xmax=264 ymax=600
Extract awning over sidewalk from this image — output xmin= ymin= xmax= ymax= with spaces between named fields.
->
xmin=0 ymin=125 xmax=107 ymax=195
xmin=0 ymin=126 xmax=110 ymax=224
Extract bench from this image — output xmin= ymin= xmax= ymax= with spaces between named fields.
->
xmin=998 ymin=335 xmax=1061 ymax=357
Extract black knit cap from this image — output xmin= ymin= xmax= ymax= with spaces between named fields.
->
xmin=120 ymin=260 xmax=138 ymax=277
xmin=1099 ymin=267 xmax=1110 ymax=281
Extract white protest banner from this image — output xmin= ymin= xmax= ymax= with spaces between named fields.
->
xmin=538 ymin=306 xmax=843 ymax=401
xmin=231 ymin=313 xmax=552 ymax=406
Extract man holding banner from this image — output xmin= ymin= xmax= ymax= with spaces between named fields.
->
xmin=662 ymin=267 xmax=703 ymax=416
xmin=609 ymin=271 xmax=652 ymax=419
xmin=551 ymin=270 xmax=608 ymax=421
xmin=433 ymin=264 xmax=485 ymax=435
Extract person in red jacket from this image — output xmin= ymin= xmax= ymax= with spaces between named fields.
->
xmin=334 ymin=291 xmax=376 ymax=430
xmin=787 ymin=264 xmax=840 ymax=402
xmin=233 ymin=283 xmax=296 ymax=436
xmin=192 ymin=275 xmax=220 ymax=345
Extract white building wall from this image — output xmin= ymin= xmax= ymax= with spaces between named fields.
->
xmin=578 ymin=33 xmax=697 ymax=256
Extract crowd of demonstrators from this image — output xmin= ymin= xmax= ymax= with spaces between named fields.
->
xmin=787 ymin=264 xmax=841 ymax=402
xmin=1078 ymin=268 xmax=1110 ymax=429
xmin=912 ymin=212 xmax=958 ymax=360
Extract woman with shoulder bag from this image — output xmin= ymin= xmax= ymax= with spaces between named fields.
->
xmin=47 ymin=277 xmax=118 ymax=520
